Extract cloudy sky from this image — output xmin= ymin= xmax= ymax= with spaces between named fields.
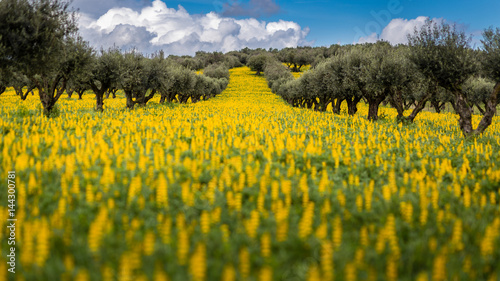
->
xmin=72 ymin=0 xmax=500 ymax=55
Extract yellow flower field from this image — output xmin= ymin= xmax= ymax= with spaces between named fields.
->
xmin=0 ymin=66 xmax=499 ymax=281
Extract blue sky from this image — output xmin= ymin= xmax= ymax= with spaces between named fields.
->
xmin=73 ymin=0 xmax=500 ymax=55
xmin=160 ymin=0 xmax=500 ymax=44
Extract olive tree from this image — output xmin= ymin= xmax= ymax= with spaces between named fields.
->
xmin=87 ymin=48 xmax=122 ymax=111
xmin=10 ymin=71 xmax=35 ymax=100
xmin=358 ymin=42 xmax=397 ymax=120
xmin=247 ymin=54 xmax=270 ymax=75
xmin=294 ymin=71 xmax=319 ymax=109
xmin=0 ymin=68 xmax=9 ymax=96
xmin=375 ymin=46 xmax=433 ymax=123
xmin=408 ymin=20 xmax=484 ymax=136
xmin=203 ymin=63 xmax=230 ymax=80
xmin=159 ymin=65 xmax=195 ymax=104
xmin=278 ymin=47 xmax=315 ymax=72
xmin=263 ymin=59 xmax=294 ymax=94
xmin=67 ymin=66 xmax=91 ymax=100
xmin=339 ymin=47 xmax=366 ymax=116
xmin=0 ymin=36 xmax=5 ymax=95
xmin=120 ymin=52 xmax=171 ymax=109
xmin=277 ymin=79 xmax=300 ymax=106
xmin=478 ymin=27 xmax=500 ymax=130
xmin=313 ymin=48 xmax=365 ymax=115
xmin=463 ymin=77 xmax=496 ymax=114
xmin=0 ymin=0 xmax=91 ymax=116
xmin=304 ymin=62 xmax=337 ymax=112
xmin=120 ymin=51 xmax=145 ymax=109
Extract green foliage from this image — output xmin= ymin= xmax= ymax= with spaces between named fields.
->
xmin=407 ymin=20 xmax=477 ymax=92
xmin=0 ymin=0 xmax=92 ymax=116
xmin=463 ymin=77 xmax=495 ymax=106
xmin=203 ymin=63 xmax=230 ymax=80
xmin=263 ymin=59 xmax=294 ymax=93
xmin=175 ymin=56 xmax=204 ymax=71
xmin=481 ymin=27 xmax=500 ymax=83
xmin=278 ymin=47 xmax=316 ymax=72
xmin=0 ymin=0 xmax=78 ymax=74
xmin=408 ymin=20 xmax=498 ymax=136
xmin=88 ymin=47 xmax=122 ymax=91
xmin=226 ymin=50 xmax=249 ymax=65
xmin=119 ymin=51 xmax=176 ymax=109
xmin=222 ymin=55 xmax=243 ymax=68
xmin=247 ymin=54 xmax=270 ymax=75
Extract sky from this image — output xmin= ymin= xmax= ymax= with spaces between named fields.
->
xmin=72 ymin=0 xmax=500 ymax=55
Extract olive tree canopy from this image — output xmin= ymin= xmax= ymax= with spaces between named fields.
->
xmin=0 ymin=0 xmax=92 ymax=116
xmin=407 ymin=20 xmax=500 ymax=137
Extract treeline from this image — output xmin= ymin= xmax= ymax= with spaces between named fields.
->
xmin=256 ymin=21 xmax=500 ymax=137
xmin=0 ymin=0 xmax=235 ymax=115
xmin=0 ymin=44 xmax=232 ymax=114
xmin=84 ymin=50 xmax=232 ymax=111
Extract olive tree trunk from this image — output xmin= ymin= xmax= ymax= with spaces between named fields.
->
xmin=135 ymin=89 xmax=157 ymax=107
xmin=14 ymin=86 xmax=34 ymax=101
xmin=90 ymin=83 xmax=109 ymax=112
xmin=77 ymin=89 xmax=85 ymax=100
xmin=33 ymin=75 xmax=66 ymax=117
xmin=472 ymin=82 xmax=500 ymax=135
xmin=390 ymin=91 xmax=433 ymax=123
xmin=366 ymin=94 xmax=386 ymax=121
xmin=346 ymin=96 xmax=362 ymax=116
xmin=454 ymin=93 xmax=474 ymax=136
xmin=332 ymin=98 xmax=344 ymax=114
xmin=405 ymin=92 xmax=432 ymax=123
xmin=453 ymin=82 xmax=499 ymax=137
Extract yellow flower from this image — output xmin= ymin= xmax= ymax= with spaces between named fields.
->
xmin=88 ymin=207 xmax=108 ymax=254
xmin=259 ymin=266 xmax=273 ymax=281
xmin=450 ymin=219 xmax=464 ymax=251
xmin=261 ymin=233 xmax=271 ymax=258
xmin=143 ymin=231 xmax=156 ymax=256
xmin=239 ymin=247 xmax=250 ymax=279
xmin=307 ymin=264 xmax=321 ymax=281
xmin=35 ymin=218 xmax=50 ymax=266
xmin=332 ymin=215 xmax=342 ymax=249
xmin=222 ymin=265 xmax=236 ymax=281
xmin=321 ymin=241 xmax=334 ymax=281
xmin=189 ymin=243 xmax=206 ymax=281
xmin=177 ymin=228 xmax=189 ymax=265
xmin=432 ymin=253 xmax=447 ymax=281
xmin=127 ymin=176 xmax=142 ymax=204
xmin=245 ymin=210 xmax=260 ymax=239
xmin=298 ymin=202 xmax=315 ymax=239
xmin=200 ymin=211 xmax=210 ymax=234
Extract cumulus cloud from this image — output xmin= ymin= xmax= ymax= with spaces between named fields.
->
xmin=77 ymin=0 xmax=310 ymax=55
xmin=222 ymin=0 xmax=280 ymax=18
xmin=358 ymin=16 xmax=442 ymax=45
xmin=71 ymin=0 xmax=148 ymax=18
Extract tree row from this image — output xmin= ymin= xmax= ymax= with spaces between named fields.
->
xmin=258 ymin=21 xmax=500 ymax=137
xmin=0 ymin=0 xmax=234 ymax=115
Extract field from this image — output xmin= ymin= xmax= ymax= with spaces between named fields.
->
xmin=1 ymin=66 xmax=500 ymax=281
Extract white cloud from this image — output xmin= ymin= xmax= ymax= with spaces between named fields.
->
xmin=77 ymin=0 xmax=311 ymax=55
xmin=71 ymin=0 xmax=148 ymax=18
xmin=358 ymin=32 xmax=378 ymax=44
xmin=358 ymin=16 xmax=441 ymax=45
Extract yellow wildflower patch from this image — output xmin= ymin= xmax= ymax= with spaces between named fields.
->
xmin=0 ymin=67 xmax=499 ymax=280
